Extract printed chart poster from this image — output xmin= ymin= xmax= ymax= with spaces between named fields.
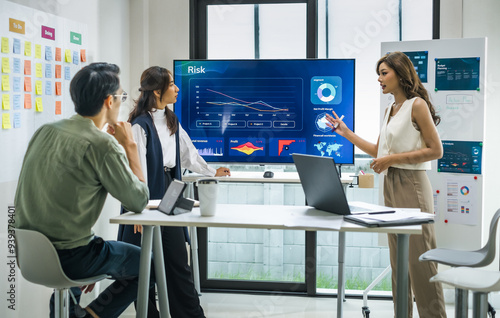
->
xmin=403 ymin=51 xmax=428 ymax=83
xmin=445 ymin=176 xmax=478 ymax=225
xmin=435 ymin=57 xmax=480 ymax=91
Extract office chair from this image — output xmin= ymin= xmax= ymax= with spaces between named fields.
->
xmin=419 ymin=208 xmax=500 ymax=318
xmin=431 ymin=267 xmax=500 ymax=318
xmin=14 ymin=229 xmax=108 ymax=318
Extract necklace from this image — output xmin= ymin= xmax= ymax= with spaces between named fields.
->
xmin=393 ymin=101 xmax=404 ymax=109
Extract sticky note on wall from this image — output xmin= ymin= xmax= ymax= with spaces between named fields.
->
xmin=24 ymin=93 xmax=32 ymax=109
xmin=24 ymin=77 xmax=31 ymax=92
xmin=55 ymin=64 xmax=61 ymax=78
xmin=35 ymin=97 xmax=43 ymax=112
xmin=24 ymin=41 xmax=32 ymax=56
xmin=24 ymin=60 xmax=31 ymax=75
xmin=2 ymin=75 xmax=10 ymax=91
xmin=2 ymin=113 xmax=11 ymax=129
xmin=13 ymin=58 xmax=21 ymax=73
xmin=13 ymin=94 xmax=21 ymax=110
xmin=2 ymin=94 xmax=10 ymax=109
xmin=65 ymin=50 xmax=71 ymax=63
xmin=35 ymin=44 xmax=42 ymax=59
xmin=1 ymin=37 xmax=9 ymax=53
xmin=55 ymin=100 xmax=62 ymax=115
xmin=55 ymin=47 xmax=61 ymax=61
xmin=13 ymin=112 xmax=21 ymax=128
xmin=55 ymin=81 xmax=62 ymax=95
xmin=13 ymin=39 xmax=21 ymax=54
xmin=2 ymin=57 xmax=11 ymax=73
xmin=35 ymin=63 xmax=43 ymax=78
xmin=35 ymin=80 xmax=43 ymax=95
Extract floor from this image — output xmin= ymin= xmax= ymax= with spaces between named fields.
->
xmin=120 ymin=292 xmax=461 ymax=317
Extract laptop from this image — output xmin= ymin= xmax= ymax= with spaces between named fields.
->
xmin=146 ymin=179 xmax=195 ymax=215
xmin=292 ymin=154 xmax=395 ymax=215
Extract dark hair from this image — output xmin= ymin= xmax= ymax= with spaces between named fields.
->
xmin=129 ymin=66 xmax=178 ymax=135
xmin=70 ymin=62 xmax=121 ymax=116
xmin=377 ymin=51 xmax=440 ymax=126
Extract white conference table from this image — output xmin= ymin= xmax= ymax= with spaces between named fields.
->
xmin=110 ymin=204 xmax=422 ymax=318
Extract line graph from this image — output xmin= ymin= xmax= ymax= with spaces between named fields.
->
xmin=205 ymin=89 xmax=289 ymax=113
xmin=188 ymin=78 xmax=303 ymax=131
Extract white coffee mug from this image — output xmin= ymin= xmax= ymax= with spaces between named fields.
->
xmin=197 ymin=179 xmax=219 ymax=216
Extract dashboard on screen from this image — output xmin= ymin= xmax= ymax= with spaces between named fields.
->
xmin=174 ymin=59 xmax=355 ymax=164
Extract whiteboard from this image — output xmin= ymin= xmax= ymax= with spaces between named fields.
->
xmin=381 ymin=38 xmax=487 ymax=250
xmin=0 ymin=0 xmax=88 ymax=183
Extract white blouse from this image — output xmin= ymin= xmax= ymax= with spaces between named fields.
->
xmin=377 ymin=97 xmax=431 ymax=171
xmin=132 ymin=109 xmax=216 ymax=183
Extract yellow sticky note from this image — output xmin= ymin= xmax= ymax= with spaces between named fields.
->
xmin=1 ymin=37 xmax=9 ymax=53
xmin=2 ymin=94 xmax=10 ymax=110
xmin=35 ymin=63 xmax=43 ymax=78
xmin=2 ymin=75 xmax=10 ymax=91
xmin=35 ymin=97 xmax=43 ymax=112
xmin=25 ymin=41 xmax=32 ymax=56
xmin=2 ymin=113 xmax=12 ymax=129
xmin=65 ymin=49 xmax=71 ymax=63
xmin=35 ymin=80 xmax=43 ymax=95
xmin=2 ymin=57 xmax=10 ymax=73
xmin=35 ymin=44 xmax=42 ymax=59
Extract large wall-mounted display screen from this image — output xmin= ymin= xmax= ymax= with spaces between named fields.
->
xmin=174 ymin=59 xmax=355 ymax=164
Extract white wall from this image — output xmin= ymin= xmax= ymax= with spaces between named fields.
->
xmin=461 ymin=0 xmax=500 ymax=269
xmin=441 ymin=0 xmax=500 ymax=266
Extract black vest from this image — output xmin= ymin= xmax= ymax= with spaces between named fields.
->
xmin=131 ymin=112 xmax=182 ymax=200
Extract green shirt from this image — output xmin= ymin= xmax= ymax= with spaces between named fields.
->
xmin=14 ymin=115 xmax=149 ymax=250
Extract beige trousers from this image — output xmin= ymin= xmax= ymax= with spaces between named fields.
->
xmin=384 ymin=167 xmax=446 ymax=318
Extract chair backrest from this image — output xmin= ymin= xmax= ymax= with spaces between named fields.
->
xmin=478 ymin=208 xmax=500 ymax=267
xmin=14 ymin=228 xmax=76 ymax=289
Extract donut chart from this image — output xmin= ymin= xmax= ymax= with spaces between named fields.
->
xmin=310 ymin=76 xmax=342 ymax=105
xmin=317 ymin=83 xmax=336 ymax=102
xmin=460 ymin=186 xmax=470 ymax=195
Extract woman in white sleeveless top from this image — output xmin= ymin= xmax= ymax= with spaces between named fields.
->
xmin=326 ymin=51 xmax=446 ymax=318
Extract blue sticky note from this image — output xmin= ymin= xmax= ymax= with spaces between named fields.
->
xmin=45 ymin=46 xmax=53 ymax=61
xmin=13 ymin=77 xmax=21 ymax=92
xmin=45 ymin=64 xmax=52 ymax=78
xmin=13 ymin=94 xmax=21 ymax=110
xmin=13 ymin=112 xmax=21 ymax=128
xmin=72 ymin=51 xmax=79 ymax=65
xmin=64 ymin=66 xmax=71 ymax=80
xmin=45 ymin=80 xmax=52 ymax=95
xmin=13 ymin=58 xmax=21 ymax=73
xmin=13 ymin=39 xmax=21 ymax=54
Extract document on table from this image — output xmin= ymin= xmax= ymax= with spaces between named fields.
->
xmin=344 ymin=209 xmax=434 ymax=227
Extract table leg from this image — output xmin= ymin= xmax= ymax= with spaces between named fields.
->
xmin=190 ymin=226 xmax=201 ymax=294
xmin=396 ymin=234 xmax=409 ymax=318
xmin=137 ymin=225 xmax=154 ymax=318
xmin=337 ymin=231 xmax=346 ymax=318
xmin=153 ymin=226 xmax=170 ymax=317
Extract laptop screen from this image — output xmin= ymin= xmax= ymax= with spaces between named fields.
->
xmin=292 ymin=154 xmax=352 ymax=215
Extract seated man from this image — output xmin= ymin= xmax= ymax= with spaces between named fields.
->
xmin=14 ymin=63 xmax=150 ymax=318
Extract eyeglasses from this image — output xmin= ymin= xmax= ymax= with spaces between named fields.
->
xmin=113 ymin=91 xmax=128 ymax=102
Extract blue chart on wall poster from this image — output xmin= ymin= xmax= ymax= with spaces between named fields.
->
xmin=437 ymin=140 xmax=483 ymax=174
xmin=403 ymin=51 xmax=428 ymax=83
xmin=174 ymin=59 xmax=356 ymax=164
xmin=435 ymin=57 xmax=480 ymax=91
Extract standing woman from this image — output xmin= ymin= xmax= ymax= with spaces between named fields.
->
xmin=118 ymin=66 xmax=230 ymax=318
xmin=326 ymin=52 xmax=446 ymax=317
